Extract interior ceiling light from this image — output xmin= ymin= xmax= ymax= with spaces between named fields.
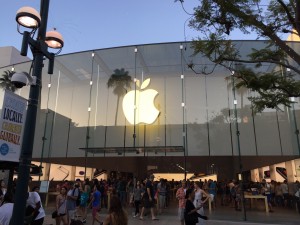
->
xmin=45 ymin=30 xmax=64 ymax=49
xmin=16 ymin=6 xmax=41 ymax=28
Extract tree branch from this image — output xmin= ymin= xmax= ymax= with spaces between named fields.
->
xmin=276 ymin=0 xmax=296 ymax=29
xmin=220 ymin=57 xmax=300 ymax=75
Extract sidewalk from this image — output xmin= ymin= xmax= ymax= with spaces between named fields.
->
xmin=42 ymin=201 xmax=299 ymax=225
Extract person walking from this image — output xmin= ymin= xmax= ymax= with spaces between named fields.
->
xmin=89 ymin=184 xmax=102 ymax=225
xmin=176 ymin=180 xmax=187 ymax=225
xmin=139 ymin=175 xmax=158 ymax=221
xmin=184 ymin=189 xmax=208 ymax=225
xmin=132 ymin=180 xmax=142 ymax=217
xmin=55 ymin=186 xmax=68 ymax=225
xmin=193 ymin=181 xmax=209 ymax=225
xmin=157 ymin=179 xmax=167 ymax=214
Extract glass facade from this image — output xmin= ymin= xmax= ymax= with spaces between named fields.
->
xmin=0 ymin=41 xmax=300 ymax=166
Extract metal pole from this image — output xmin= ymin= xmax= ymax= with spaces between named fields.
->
xmin=10 ymin=1 xmax=49 ymax=224
xmin=292 ymin=102 xmax=300 ymax=155
xmin=231 ymin=73 xmax=246 ymax=221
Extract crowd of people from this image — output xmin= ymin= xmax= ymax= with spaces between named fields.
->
xmin=1 ymin=175 xmax=300 ymax=225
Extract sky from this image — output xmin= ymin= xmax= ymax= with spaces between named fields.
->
xmin=0 ymin=0 xmax=203 ymax=55
xmin=0 ymin=0 xmax=282 ymax=56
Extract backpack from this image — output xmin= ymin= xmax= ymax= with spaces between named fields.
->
xmin=73 ymin=188 xmax=81 ymax=206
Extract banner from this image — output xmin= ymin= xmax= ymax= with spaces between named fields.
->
xmin=0 ymin=90 xmax=27 ymax=162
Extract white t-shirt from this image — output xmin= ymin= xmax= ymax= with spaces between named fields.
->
xmin=0 ymin=203 xmax=14 ymax=225
xmin=26 ymin=192 xmax=45 ymax=220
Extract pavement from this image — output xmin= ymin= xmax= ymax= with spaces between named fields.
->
xmin=42 ymin=199 xmax=300 ymax=225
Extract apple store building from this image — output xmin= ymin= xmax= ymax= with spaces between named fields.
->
xmin=1 ymin=41 xmax=300 ymax=182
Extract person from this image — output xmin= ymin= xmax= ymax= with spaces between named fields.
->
xmin=78 ymin=178 xmax=91 ymax=223
xmin=157 ymin=178 xmax=167 ymax=214
xmin=89 ymin=184 xmax=102 ymax=225
xmin=176 ymin=180 xmax=187 ymax=225
xmin=193 ymin=181 xmax=209 ymax=225
xmin=0 ymin=192 xmax=14 ymax=225
xmin=55 ymin=186 xmax=68 ymax=225
xmin=0 ymin=179 xmax=7 ymax=205
xmin=28 ymin=176 xmax=33 ymax=192
xmin=208 ymin=180 xmax=217 ymax=209
xmin=132 ymin=180 xmax=142 ymax=217
xmin=261 ymin=179 xmax=274 ymax=212
xmin=184 ymin=189 xmax=208 ymax=225
xmin=280 ymin=179 xmax=289 ymax=207
xmin=26 ymin=189 xmax=46 ymax=225
xmin=103 ymin=196 xmax=128 ymax=225
xmin=66 ymin=181 xmax=79 ymax=224
xmin=139 ymin=175 xmax=158 ymax=221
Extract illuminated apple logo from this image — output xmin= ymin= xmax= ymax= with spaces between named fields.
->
xmin=122 ymin=78 xmax=159 ymax=124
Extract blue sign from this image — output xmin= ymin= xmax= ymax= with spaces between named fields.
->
xmin=0 ymin=143 xmax=9 ymax=156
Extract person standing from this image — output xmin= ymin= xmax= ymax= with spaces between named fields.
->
xmin=261 ymin=179 xmax=274 ymax=212
xmin=176 ymin=180 xmax=187 ymax=225
xmin=0 ymin=192 xmax=14 ymax=225
xmin=139 ymin=175 xmax=158 ymax=221
xmin=66 ymin=182 xmax=79 ymax=224
xmin=0 ymin=180 xmax=7 ymax=205
xmin=280 ymin=180 xmax=289 ymax=207
xmin=79 ymin=178 xmax=91 ymax=223
xmin=55 ymin=186 xmax=68 ymax=225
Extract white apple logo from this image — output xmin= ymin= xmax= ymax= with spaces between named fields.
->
xmin=122 ymin=78 xmax=159 ymax=124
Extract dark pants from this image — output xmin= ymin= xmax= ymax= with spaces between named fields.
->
xmin=134 ymin=200 xmax=141 ymax=215
xmin=295 ymin=196 xmax=300 ymax=213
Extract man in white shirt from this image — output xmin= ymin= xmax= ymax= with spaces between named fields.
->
xmin=26 ymin=190 xmax=46 ymax=225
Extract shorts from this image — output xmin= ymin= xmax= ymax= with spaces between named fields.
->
xmin=143 ymin=199 xmax=154 ymax=208
xmin=178 ymin=208 xmax=185 ymax=221
xmin=92 ymin=206 xmax=100 ymax=217
xmin=67 ymin=209 xmax=75 ymax=220
xmin=210 ymin=194 xmax=214 ymax=202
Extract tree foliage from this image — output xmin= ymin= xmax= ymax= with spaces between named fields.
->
xmin=107 ymin=68 xmax=132 ymax=125
xmin=177 ymin=0 xmax=300 ymax=112
xmin=0 ymin=70 xmax=16 ymax=92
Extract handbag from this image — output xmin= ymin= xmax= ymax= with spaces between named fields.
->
xmin=52 ymin=210 xmax=58 ymax=218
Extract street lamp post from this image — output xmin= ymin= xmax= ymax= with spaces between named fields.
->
xmin=10 ymin=1 xmax=63 ymax=225
xmin=231 ymin=71 xmax=246 ymax=221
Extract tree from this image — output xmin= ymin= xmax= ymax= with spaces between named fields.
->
xmin=177 ymin=0 xmax=300 ymax=112
xmin=107 ymin=68 xmax=132 ymax=125
xmin=0 ymin=70 xmax=16 ymax=92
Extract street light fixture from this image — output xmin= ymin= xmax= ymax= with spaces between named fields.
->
xmin=10 ymin=1 xmax=63 ymax=225
xmin=16 ymin=7 xmax=41 ymax=29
